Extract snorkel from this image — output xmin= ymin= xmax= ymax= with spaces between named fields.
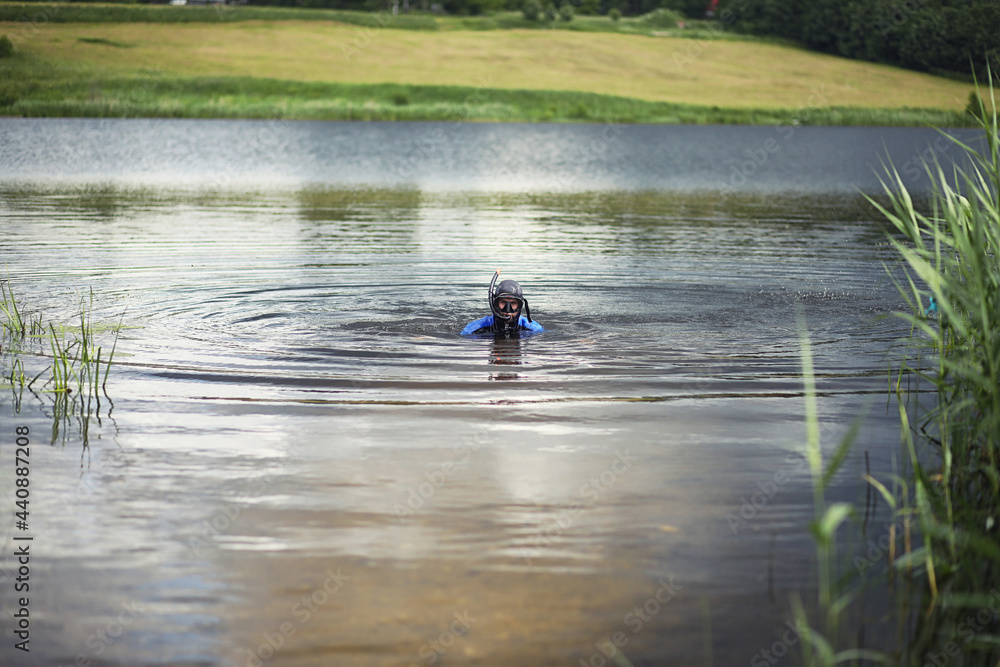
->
xmin=488 ymin=269 xmax=501 ymax=318
xmin=488 ymin=270 xmax=532 ymax=329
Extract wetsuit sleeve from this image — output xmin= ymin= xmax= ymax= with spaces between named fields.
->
xmin=461 ymin=315 xmax=493 ymax=335
xmin=520 ymin=317 xmax=545 ymax=333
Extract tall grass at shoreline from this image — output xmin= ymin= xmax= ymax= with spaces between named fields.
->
xmin=793 ymin=70 xmax=1000 ymax=665
xmin=0 ymin=57 xmax=976 ymax=126
xmin=870 ymin=70 xmax=1000 ymax=662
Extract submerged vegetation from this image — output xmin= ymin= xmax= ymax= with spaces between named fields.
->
xmin=1 ymin=280 xmax=122 ymax=444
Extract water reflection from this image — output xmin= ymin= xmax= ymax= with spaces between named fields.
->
xmin=488 ymin=334 xmax=523 ymax=381
xmin=0 ymin=118 xmax=984 ymax=193
xmin=0 ymin=121 xmax=930 ymax=667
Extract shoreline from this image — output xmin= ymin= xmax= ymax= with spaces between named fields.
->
xmin=0 ymin=113 xmax=975 ymax=127
xmin=0 ymin=73 xmax=975 ymax=127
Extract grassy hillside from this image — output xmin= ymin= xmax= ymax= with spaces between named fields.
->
xmin=0 ymin=14 xmax=979 ymax=124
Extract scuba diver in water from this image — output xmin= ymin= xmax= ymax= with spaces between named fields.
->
xmin=461 ymin=270 xmax=545 ymax=336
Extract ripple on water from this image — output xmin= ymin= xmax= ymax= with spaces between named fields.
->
xmin=0 ymin=120 xmax=930 ymax=666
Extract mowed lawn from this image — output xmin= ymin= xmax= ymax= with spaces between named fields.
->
xmin=9 ymin=20 xmax=973 ymax=111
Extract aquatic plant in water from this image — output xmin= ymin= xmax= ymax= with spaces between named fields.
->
xmin=790 ymin=307 xmax=886 ymax=666
xmin=1 ymin=282 xmax=122 ymax=444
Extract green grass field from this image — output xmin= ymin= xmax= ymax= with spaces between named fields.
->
xmin=0 ymin=7 xmax=982 ymax=124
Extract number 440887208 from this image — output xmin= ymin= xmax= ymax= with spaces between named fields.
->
xmin=15 ymin=426 xmax=29 ymax=526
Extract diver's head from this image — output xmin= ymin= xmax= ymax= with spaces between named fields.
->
xmin=492 ymin=280 xmax=524 ymax=325
xmin=488 ymin=273 xmax=532 ymax=329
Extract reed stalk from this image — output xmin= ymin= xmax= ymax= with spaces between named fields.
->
xmin=1 ymin=279 xmax=25 ymax=336
xmin=865 ymin=64 xmax=1000 ymax=664
xmin=2 ymin=283 xmax=121 ymax=448
xmin=793 ymin=305 xmax=886 ymax=666
xmin=793 ymin=63 xmax=999 ymax=667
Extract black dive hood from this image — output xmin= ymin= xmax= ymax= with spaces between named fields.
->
xmin=488 ymin=271 xmax=532 ymax=330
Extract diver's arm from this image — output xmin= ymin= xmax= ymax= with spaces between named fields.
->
xmin=520 ymin=317 xmax=544 ymax=332
xmin=461 ymin=315 xmax=494 ymax=335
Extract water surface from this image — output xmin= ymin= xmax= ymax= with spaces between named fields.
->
xmin=0 ymin=119 xmax=963 ymax=666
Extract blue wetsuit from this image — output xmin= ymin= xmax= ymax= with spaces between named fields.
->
xmin=461 ymin=315 xmax=544 ymax=336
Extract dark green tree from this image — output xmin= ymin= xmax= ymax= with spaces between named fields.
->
xmin=0 ymin=35 xmax=14 ymax=59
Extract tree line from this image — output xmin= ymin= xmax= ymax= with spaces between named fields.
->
xmin=712 ymin=0 xmax=999 ymax=78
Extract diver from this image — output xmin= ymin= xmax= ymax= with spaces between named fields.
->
xmin=461 ymin=270 xmax=545 ymax=336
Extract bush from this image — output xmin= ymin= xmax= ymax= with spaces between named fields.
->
xmin=558 ymin=2 xmax=573 ymax=20
xmin=608 ymin=7 xmax=620 ymax=20
xmin=441 ymin=0 xmax=504 ymax=14
xmin=543 ymin=1 xmax=557 ymax=20
xmin=965 ymin=90 xmax=986 ymax=122
xmin=635 ymin=7 xmax=682 ymax=28
xmin=0 ymin=35 xmax=14 ymax=58
xmin=0 ymin=84 xmax=18 ymax=107
xmin=521 ymin=0 xmax=540 ymax=20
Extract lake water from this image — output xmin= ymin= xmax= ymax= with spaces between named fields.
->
xmin=0 ymin=119 xmax=974 ymax=666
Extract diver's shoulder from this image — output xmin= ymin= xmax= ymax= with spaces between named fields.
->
xmin=520 ymin=317 xmax=544 ymax=332
xmin=461 ymin=315 xmax=494 ymax=335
